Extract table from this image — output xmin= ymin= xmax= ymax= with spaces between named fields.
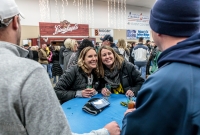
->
xmin=62 ymin=94 xmax=128 ymax=134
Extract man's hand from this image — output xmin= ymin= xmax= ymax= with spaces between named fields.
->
xmin=104 ymin=121 xmax=120 ymax=135
xmin=124 ymin=108 xmax=136 ymax=116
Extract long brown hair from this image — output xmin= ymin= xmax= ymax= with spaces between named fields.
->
xmin=78 ymin=47 xmax=99 ymax=75
xmin=98 ymin=46 xmax=124 ymax=77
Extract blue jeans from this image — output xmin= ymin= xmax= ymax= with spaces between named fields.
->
xmin=135 ymin=64 xmax=146 ymax=79
xmin=48 ymin=63 xmax=53 ymax=78
xmin=41 ymin=64 xmax=48 ymax=72
xmin=53 ymin=76 xmax=61 ymax=84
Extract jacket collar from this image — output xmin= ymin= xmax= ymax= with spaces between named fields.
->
xmin=0 ymin=41 xmax=28 ymax=57
xmin=78 ymin=66 xmax=98 ymax=80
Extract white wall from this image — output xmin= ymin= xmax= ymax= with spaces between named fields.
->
xmin=16 ymin=0 xmax=151 ymax=30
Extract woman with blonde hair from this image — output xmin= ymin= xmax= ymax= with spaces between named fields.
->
xmin=54 ymin=47 xmax=100 ymax=104
xmin=71 ymin=39 xmax=78 ymax=52
xmin=63 ymin=38 xmax=74 ymax=71
xmin=98 ymin=46 xmax=144 ymax=97
xmin=67 ymin=39 xmax=94 ymax=69
xmin=117 ymin=38 xmax=130 ymax=61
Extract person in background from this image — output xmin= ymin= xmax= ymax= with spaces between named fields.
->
xmin=129 ymin=42 xmax=136 ymax=64
xmin=0 ymin=0 xmax=120 ymax=135
xmin=71 ymin=39 xmax=78 ymax=52
xmin=117 ymin=39 xmax=130 ymax=61
xmin=38 ymin=43 xmax=49 ymax=71
xmin=55 ymin=47 xmax=100 ymax=103
xmin=95 ymin=42 xmax=100 ymax=53
xmin=47 ymin=45 xmax=53 ymax=79
xmin=63 ymin=38 xmax=73 ymax=71
xmin=51 ymin=46 xmax=63 ymax=84
xmin=146 ymin=41 xmax=161 ymax=78
xmin=126 ymin=43 xmax=131 ymax=50
xmin=31 ymin=46 xmax=39 ymax=62
xmin=67 ymin=39 xmax=94 ymax=69
xmin=59 ymin=40 xmax=66 ymax=70
xmin=100 ymin=34 xmax=120 ymax=55
xmin=132 ymin=37 xmax=149 ymax=79
xmin=98 ymin=46 xmax=144 ymax=97
xmin=121 ymin=0 xmax=200 ymax=134
xmin=145 ymin=39 xmax=151 ymax=52
xmin=23 ymin=44 xmax=33 ymax=59
xmin=77 ymin=41 xmax=81 ymax=48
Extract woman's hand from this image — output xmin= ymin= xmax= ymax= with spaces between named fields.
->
xmin=82 ymin=88 xmax=97 ymax=98
xmin=101 ymin=88 xmax=111 ymax=96
xmin=125 ymin=90 xmax=134 ymax=97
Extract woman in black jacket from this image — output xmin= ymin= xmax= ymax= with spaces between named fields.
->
xmin=98 ymin=46 xmax=144 ymax=97
xmin=54 ymin=47 xmax=100 ymax=104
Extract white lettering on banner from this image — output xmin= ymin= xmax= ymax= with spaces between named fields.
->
xmin=127 ymin=30 xmax=150 ymax=40
xmin=53 ymin=24 xmax=79 ymax=35
xmin=99 ymin=29 xmax=111 ymax=32
xmin=93 ymin=29 xmax=113 ymax=37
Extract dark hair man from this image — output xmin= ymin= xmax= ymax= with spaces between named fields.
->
xmin=121 ymin=0 xmax=200 ymax=134
xmin=101 ymin=34 xmax=120 ymax=55
xmin=23 ymin=44 xmax=33 ymax=59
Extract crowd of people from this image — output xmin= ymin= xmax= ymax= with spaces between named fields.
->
xmin=1 ymin=0 xmax=200 ymax=134
xmin=22 ymin=34 xmax=159 ymax=87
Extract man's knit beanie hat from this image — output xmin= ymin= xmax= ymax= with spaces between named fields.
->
xmin=149 ymin=0 xmax=200 ymax=37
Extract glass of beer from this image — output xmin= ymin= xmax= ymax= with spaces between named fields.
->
xmin=127 ymin=97 xmax=135 ymax=109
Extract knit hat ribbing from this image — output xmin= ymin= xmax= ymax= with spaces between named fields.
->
xmin=149 ymin=0 xmax=200 ymax=37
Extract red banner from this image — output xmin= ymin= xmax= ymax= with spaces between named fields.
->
xmin=39 ymin=22 xmax=89 ymax=36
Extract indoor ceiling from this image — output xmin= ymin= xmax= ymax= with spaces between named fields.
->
xmin=100 ymin=0 xmax=156 ymax=8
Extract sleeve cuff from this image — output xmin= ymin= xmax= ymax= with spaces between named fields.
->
xmin=75 ymin=91 xmax=82 ymax=97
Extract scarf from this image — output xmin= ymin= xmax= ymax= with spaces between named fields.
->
xmin=104 ymin=67 xmax=120 ymax=89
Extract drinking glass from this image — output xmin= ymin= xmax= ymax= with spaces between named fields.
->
xmin=127 ymin=96 xmax=135 ymax=109
xmin=104 ymin=83 xmax=111 ymax=100
xmin=86 ymin=84 xmax=93 ymax=89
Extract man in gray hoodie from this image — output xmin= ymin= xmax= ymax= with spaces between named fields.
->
xmin=0 ymin=0 xmax=120 ymax=135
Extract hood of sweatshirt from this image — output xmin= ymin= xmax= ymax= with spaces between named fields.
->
xmin=158 ymin=33 xmax=200 ymax=68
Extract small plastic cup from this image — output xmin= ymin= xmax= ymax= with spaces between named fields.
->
xmin=104 ymin=83 xmax=111 ymax=100
xmin=86 ymin=85 xmax=93 ymax=89
xmin=127 ymin=97 xmax=135 ymax=109
xmin=105 ymin=83 xmax=111 ymax=90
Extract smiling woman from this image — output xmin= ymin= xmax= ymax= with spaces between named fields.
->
xmin=54 ymin=47 xmax=101 ymax=104
xmin=98 ymin=46 xmax=144 ymax=97
xmin=78 ymin=47 xmax=98 ymax=74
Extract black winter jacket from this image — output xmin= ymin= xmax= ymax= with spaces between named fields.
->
xmin=100 ymin=61 xmax=144 ymax=96
xmin=54 ymin=65 xmax=100 ymax=104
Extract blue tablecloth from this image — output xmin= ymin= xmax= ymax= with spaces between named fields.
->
xmin=62 ymin=94 xmax=128 ymax=134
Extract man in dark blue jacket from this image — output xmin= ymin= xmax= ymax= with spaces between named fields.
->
xmin=121 ymin=0 xmax=200 ymax=135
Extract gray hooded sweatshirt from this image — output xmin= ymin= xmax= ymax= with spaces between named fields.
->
xmin=0 ymin=41 xmax=109 ymax=135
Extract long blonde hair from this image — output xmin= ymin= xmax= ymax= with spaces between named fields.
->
xmin=54 ymin=46 xmax=60 ymax=51
xmin=98 ymin=46 xmax=124 ymax=77
xmin=71 ymin=39 xmax=78 ymax=52
xmin=78 ymin=47 xmax=99 ymax=75
xmin=117 ymin=38 xmax=129 ymax=52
